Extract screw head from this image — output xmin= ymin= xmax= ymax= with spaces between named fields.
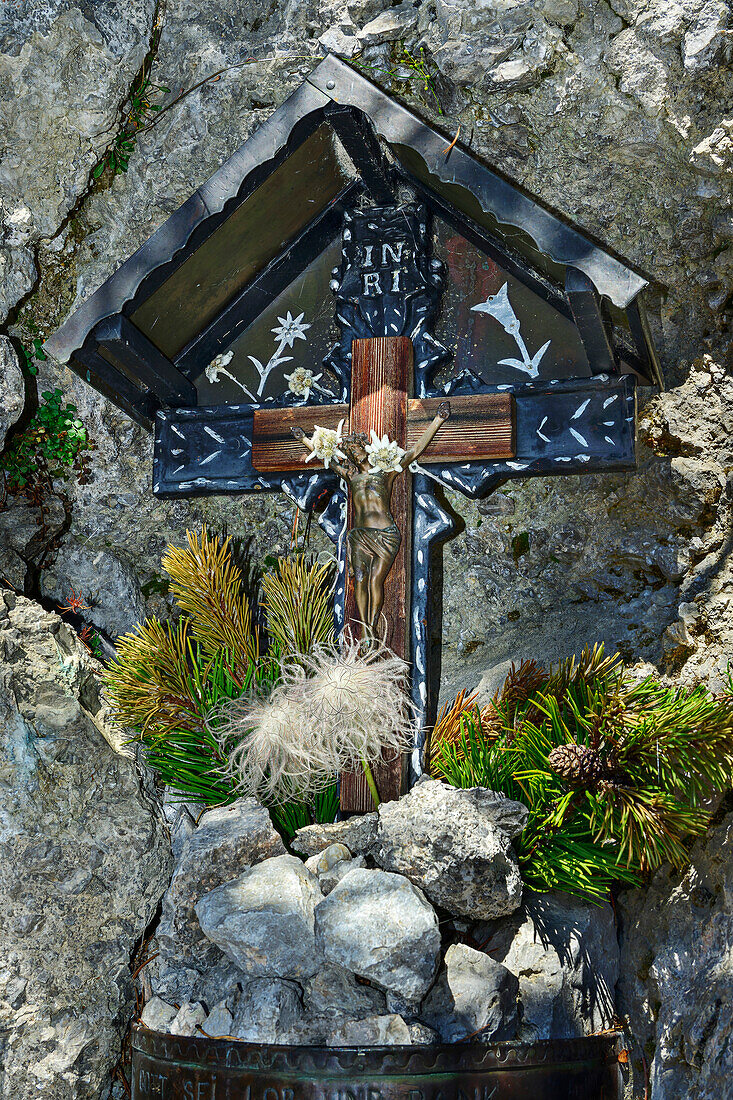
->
xmin=326 ymin=79 xmax=336 ymax=90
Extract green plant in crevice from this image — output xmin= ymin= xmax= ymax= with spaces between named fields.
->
xmin=18 ymin=335 xmax=47 ymax=378
xmin=352 ymin=46 xmax=444 ymax=115
xmin=0 ymin=388 xmax=93 ymax=498
xmin=431 ymin=646 xmax=733 ymax=902
xmin=94 ymin=77 xmax=171 ymax=178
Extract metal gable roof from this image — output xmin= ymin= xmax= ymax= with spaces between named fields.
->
xmin=46 ymin=53 xmax=661 ymax=411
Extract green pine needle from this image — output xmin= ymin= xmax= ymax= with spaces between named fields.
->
xmin=431 ymin=644 xmax=733 ymax=902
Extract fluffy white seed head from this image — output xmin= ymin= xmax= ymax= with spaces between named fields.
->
xmin=210 ymin=639 xmax=415 ymax=805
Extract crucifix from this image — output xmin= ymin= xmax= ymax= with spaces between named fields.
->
xmin=236 ymin=203 xmax=517 ymax=809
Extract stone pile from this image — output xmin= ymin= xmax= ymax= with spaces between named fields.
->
xmin=142 ymin=780 xmax=618 ymax=1046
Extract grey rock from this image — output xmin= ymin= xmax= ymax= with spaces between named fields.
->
xmin=156 ymin=797 xmax=285 ymax=977
xmin=318 ymin=26 xmax=360 ymax=57
xmin=40 ymin=541 xmax=145 ymax=638
xmin=303 ymin=963 xmax=387 ymax=1020
xmin=328 ymin=1014 xmax=412 ymax=1047
xmin=314 ymin=867 xmax=441 ymax=1004
xmin=0 ymin=3 xmax=155 ymax=257
xmin=306 ymin=843 xmax=366 ymax=894
xmin=0 ymin=595 xmax=170 ymax=1099
xmin=408 ymin=1021 xmax=440 ymax=1045
xmin=145 ymin=950 xmax=246 ymax=1011
xmin=202 ymin=1000 xmax=234 ymax=1039
xmin=374 ymin=780 xmax=526 ymax=920
xmin=477 ymin=890 xmax=619 ymax=1040
xmin=161 ymin=788 xmax=204 ymax=860
xmin=0 ymin=337 xmax=24 ymax=450
xmin=0 ymin=495 xmax=66 ymax=592
xmin=292 ymin=813 xmax=378 ymax=858
xmin=617 ymin=811 xmax=733 ymax=1100
xmin=196 ymin=854 xmax=323 ymax=981
xmin=139 ymin=996 xmax=178 ymax=1033
xmin=421 ymin=944 xmax=519 ymax=1043
xmin=357 ymin=4 xmax=418 ymax=45
xmin=169 ymin=1001 xmax=207 ymax=1037
xmin=231 ymin=978 xmax=303 ymax=1043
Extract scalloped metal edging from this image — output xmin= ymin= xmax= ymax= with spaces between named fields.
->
xmin=131 ymin=1026 xmax=626 ymax=1100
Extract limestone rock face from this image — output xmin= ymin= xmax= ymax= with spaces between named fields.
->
xmin=40 ymin=540 xmax=146 ymax=638
xmin=155 ymin=797 xmax=285 ymax=978
xmin=314 ymin=867 xmax=441 ymax=1004
xmin=422 ymin=943 xmax=519 ymax=1043
xmin=478 ymin=890 xmax=619 ymax=1040
xmin=0 ymin=0 xmax=724 ymax=697
xmin=617 ymin=811 xmax=733 ymax=1100
xmin=374 ymin=780 xmax=526 ymax=919
xmin=0 ymin=594 xmax=171 ymax=1100
xmin=0 ymin=337 xmax=24 ymax=451
xmin=196 ymin=854 xmax=323 ymax=981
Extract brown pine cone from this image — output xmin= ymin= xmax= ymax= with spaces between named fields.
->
xmin=548 ymin=742 xmax=604 ymax=786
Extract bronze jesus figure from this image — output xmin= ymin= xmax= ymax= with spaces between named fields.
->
xmin=293 ymin=400 xmax=450 ymax=638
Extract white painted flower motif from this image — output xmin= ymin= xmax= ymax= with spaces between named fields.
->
xmin=284 ymin=366 xmax=322 ymax=397
xmin=205 ymin=350 xmax=235 ymax=384
xmin=471 ymin=282 xmax=550 ymax=378
xmin=365 ymin=430 xmax=406 ymax=473
xmin=306 ymin=418 xmax=346 ymax=469
xmin=271 ymin=311 xmax=311 ymax=349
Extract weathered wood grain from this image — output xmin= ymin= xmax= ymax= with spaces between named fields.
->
xmin=252 ymin=396 xmax=514 ymax=471
xmin=252 ymin=404 xmax=348 ymax=471
xmin=341 ymin=336 xmax=412 ymax=810
xmin=406 ymin=394 xmax=515 ymax=461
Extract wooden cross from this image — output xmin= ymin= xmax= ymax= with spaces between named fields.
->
xmin=154 ymin=201 xmax=636 ymax=811
xmin=252 ymin=334 xmax=514 ymax=808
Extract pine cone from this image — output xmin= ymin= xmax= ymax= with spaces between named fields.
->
xmin=548 ymin=742 xmax=604 ymax=786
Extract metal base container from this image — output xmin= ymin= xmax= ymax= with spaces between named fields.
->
xmin=131 ymin=1026 xmax=625 ymax=1100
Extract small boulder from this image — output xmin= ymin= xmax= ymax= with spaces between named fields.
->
xmin=292 ymin=814 xmax=378 ymax=859
xmin=231 ymin=978 xmax=303 ymax=1043
xmin=169 ymin=1002 xmax=207 ymax=1037
xmin=328 ymin=1014 xmax=411 ymax=1046
xmin=157 ymin=797 xmax=285 ymax=973
xmin=306 ymin=843 xmax=365 ymax=894
xmin=315 ymin=867 xmax=440 ymax=1004
xmin=408 ymin=1021 xmax=440 ymax=1045
xmin=478 ymin=889 xmax=619 ymax=1039
xmin=196 ymin=854 xmax=323 ymax=981
xmin=202 ymin=1001 xmax=234 ymax=1039
xmin=303 ymin=963 xmax=387 ymax=1019
xmin=140 ymin=996 xmax=178 ymax=1033
xmin=421 ymin=943 xmax=519 ymax=1043
xmin=374 ymin=780 xmax=526 ymax=920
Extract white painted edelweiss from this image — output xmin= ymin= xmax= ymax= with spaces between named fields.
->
xmin=205 ymin=349 xmax=235 ymax=384
xmin=364 ymin=429 xmax=406 ymax=473
xmin=271 ymin=311 xmax=311 ymax=348
xmin=283 ymin=366 xmax=331 ymax=398
xmin=305 ymin=419 xmax=346 ymax=469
